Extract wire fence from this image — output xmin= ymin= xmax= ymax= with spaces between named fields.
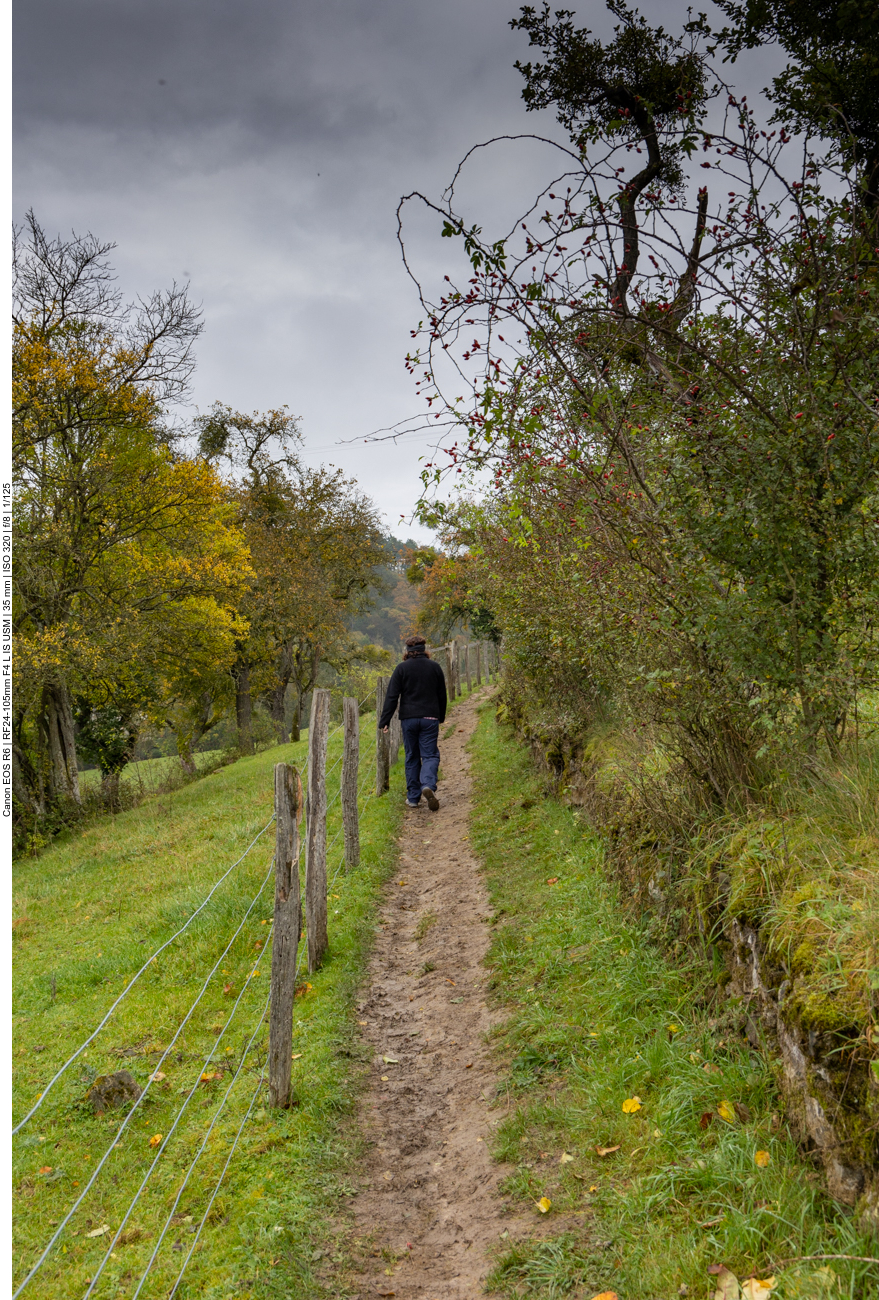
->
xmin=12 ymin=648 xmax=497 ymax=1297
xmin=12 ymin=816 xmax=277 ymax=1137
xmin=11 ymin=687 xmax=385 ymax=1297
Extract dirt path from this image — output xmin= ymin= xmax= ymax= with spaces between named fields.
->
xmin=346 ymin=688 xmax=532 ymax=1298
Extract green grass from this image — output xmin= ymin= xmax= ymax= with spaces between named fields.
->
xmin=12 ymin=719 xmax=406 ymax=1299
xmin=77 ymin=750 xmax=220 ymax=796
xmin=469 ymin=706 xmax=879 ymax=1300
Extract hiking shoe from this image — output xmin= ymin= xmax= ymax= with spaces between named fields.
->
xmin=406 ymin=799 xmax=421 ymax=808
xmin=422 ymin=787 xmax=440 ymax=812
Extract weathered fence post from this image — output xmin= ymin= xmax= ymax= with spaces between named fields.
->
xmin=341 ymin=696 xmax=360 ymax=870
xmin=389 ymin=704 xmax=403 ymax=766
xmin=436 ymin=646 xmax=450 ymax=701
xmin=376 ymin=676 xmax=390 ymax=794
xmin=465 ymin=642 xmax=472 ymax=693
xmin=475 ymin=640 xmax=482 ymax=686
xmin=305 ymin=688 xmax=330 ymax=973
xmin=448 ymin=642 xmax=457 ymax=700
xmin=268 ymin=762 xmax=301 ymax=1109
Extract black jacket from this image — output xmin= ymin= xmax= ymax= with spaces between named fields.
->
xmin=379 ymin=655 xmax=447 ymax=727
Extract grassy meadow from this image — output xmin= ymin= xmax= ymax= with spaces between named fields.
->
xmin=12 ymin=718 xmax=406 ymax=1299
xmin=76 ymin=750 xmax=221 ymax=797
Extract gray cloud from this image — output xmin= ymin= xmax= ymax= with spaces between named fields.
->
xmin=14 ymin=0 xmax=782 ymax=537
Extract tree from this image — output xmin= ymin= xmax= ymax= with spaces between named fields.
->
xmin=399 ymin=2 xmax=879 ymax=796
xmin=711 ymin=0 xmax=879 ymax=202
xmin=407 ymin=544 xmax=498 ymax=643
xmin=12 ymin=217 xmax=249 ymax=827
xmin=196 ymin=405 xmax=387 ymax=748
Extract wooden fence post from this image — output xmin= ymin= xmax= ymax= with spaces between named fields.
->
xmin=448 ymin=642 xmax=457 ymax=700
xmin=341 ymin=696 xmax=360 ymax=870
xmin=389 ymin=705 xmax=403 ymax=766
xmin=305 ymin=688 xmax=330 ymax=973
xmin=465 ymin=642 xmax=472 ymax=693
xmin=376 ymin=676 xmax=390 ymax=794
xmin=436 ymin=646 xmax=450 ymax=701
xmin=475 ymin=640 xmax=482 ymax=686
xmin=268 ymin=762 xmax=301 ymax=1109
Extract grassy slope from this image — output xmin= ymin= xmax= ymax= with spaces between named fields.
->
xmin=77 ymin=750 xmax=219 ymax=795
xmin=12 ymin=721 xmax=406 ymax=1299
xmin=470 ymin=705 xmax=878 ymax=1300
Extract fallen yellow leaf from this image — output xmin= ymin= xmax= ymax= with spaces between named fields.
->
xmin=590 ymin=1293 xmax=619 ymax=1300
xmin=741 ymin=1279 xmax=776 ymax=1300
xmin=754 ymin=1149 xmax=771 ymax=1167
xmin=291 ymin=1053 xmax=302 ymax=1061
xmin=622 ymin=1096 xmax=642 ymax=1114
xmin=536 ymin=1196 xmax=552 ymax=1213
xmin=149 ymin=1134 xmax=162 ymax=1148
xmin=380 ymin=1075 xmax=389 ymax=1081
xmin=383 ymin=1055 xmax=400 ymax=1064
xmin=596 ymin=1144 xmax=621 ymax=1157
xmin=559 ymin=1151 xmax=574 ymax=1164
xmin=717 ymin=1099 xmax=736 ymax=1123
xmin=85 ymin=1224 xmax=111 ymax=1238
xmin=149 ymin=1071 xmax=166 ymax=1082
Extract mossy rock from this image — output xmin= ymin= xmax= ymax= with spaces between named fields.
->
xmin=788 ymin=982 xmax=864 ymax=1037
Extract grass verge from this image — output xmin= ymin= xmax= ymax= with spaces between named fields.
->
xmin=13 ymin=720 xmax=405 ymax=1299
xmin=469 ymin=705 xmax=879 ymax=1300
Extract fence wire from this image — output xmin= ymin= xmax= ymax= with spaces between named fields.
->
xmin=14 ymin=676 xmax=416 ymax=1297
xmin=13 ymin=859 xmax=277 ymax=1298
xmin=86 ymin=901 xmax=289 ymax=1299
xmin=12 ymin=814 xmax=277 ymax=1137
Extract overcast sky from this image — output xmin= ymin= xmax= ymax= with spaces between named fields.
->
xmin=14 ymin=0 xmax=781 ymax=541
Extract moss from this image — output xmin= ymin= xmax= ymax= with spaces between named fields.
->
xmin=788 ymin=982 xmax=864 ymax=1037
xmin=789 ymin=940 xmax=818 ymax=977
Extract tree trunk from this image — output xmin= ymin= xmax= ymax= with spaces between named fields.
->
xmin=234 ymin=664 xmax=254 ymax=755
xmin=101 ymin=770 xmax=121 ymax=812
xmin=12 ymin=731 xmax=45 ymax=821
xmin=268 ymin=681 xmax=290 ymax=744
xmin=291 ymin=695 xmax=301 ymax=744
xmin=38 ymin=682 xmax=81 ymax=806
xmin=174 ymin=691 xmax=219 ymax=775
xmin=177 ymin=737 xmax=197 ymax=778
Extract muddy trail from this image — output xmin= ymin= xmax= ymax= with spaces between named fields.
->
xmin=343 ymin=689 xmax=535 ymax=1298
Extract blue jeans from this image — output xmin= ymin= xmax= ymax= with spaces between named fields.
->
xmin=400 ymin=718 xmax=440 ymax=803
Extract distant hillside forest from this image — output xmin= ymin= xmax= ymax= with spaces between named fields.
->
xmin=348 ymin=535 xmax=422 ymax=651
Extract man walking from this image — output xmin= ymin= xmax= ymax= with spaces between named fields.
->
xmin=379 ymin=635 xmax=446 ymax=810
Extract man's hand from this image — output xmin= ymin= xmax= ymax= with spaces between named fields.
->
xmin=382 ymin=726 xmax=389 ymax=733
